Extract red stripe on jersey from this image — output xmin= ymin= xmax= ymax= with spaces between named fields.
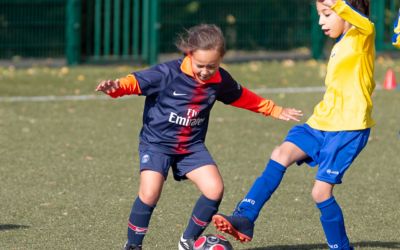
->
xmin=175 ymin=80 xmax=207 ymax=153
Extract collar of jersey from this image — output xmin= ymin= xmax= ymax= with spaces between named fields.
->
xmin=180 ymin=56 xmax=222 ymax=84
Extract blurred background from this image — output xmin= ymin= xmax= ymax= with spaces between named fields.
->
xmin=0 ymin=0 xmax=399 ymax=66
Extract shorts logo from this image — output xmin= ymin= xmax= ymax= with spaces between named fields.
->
xmin=242 ymin=198 xmax=255 ymax=205
xmin=141 ymin=154 xmax=150 ymax=163
xmin=326 ymin=169 xmax=339 ymax=175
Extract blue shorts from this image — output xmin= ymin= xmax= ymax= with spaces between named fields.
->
xmin=138 ymin=149 xmax=216 ymax=181
xmin=285 ymin=124 xmax=370 ymax=184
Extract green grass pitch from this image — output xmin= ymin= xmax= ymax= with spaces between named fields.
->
xmin=0 ymin=58 xmax=399 ymax=249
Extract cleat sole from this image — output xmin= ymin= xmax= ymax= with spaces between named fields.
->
xmin=212 ymin=214 xmax=252 ymax=243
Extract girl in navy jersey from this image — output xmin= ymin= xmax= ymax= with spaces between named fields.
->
xmin=96 ymin=24 xmax=302 ymax=250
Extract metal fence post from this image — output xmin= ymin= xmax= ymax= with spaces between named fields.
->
xmin=66 ymin=0 xmax=81 ymax=65
xmin=370 ymin=0 xmax=385 ymax=51
xmin=113 ymin=0 xmax=121 ymax=56
xmin=149 ymin=0 xmax=159 ymax=65
xmin=133 ymin=0 xmax=140 ymax=60
xmin=142 ymin=0 xmax=150 ymax=63
xmin=310 ymin=3 xmax=324 ymax=59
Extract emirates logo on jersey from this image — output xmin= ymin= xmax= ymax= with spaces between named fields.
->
xmin=168 ymin=108 xmax=205 ymax=127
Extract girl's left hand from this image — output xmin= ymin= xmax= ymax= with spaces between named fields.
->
xmin=277 ymin=108 xmax=303 ymax=122
xmin=95 ymin=79 xmax=120 ymax=95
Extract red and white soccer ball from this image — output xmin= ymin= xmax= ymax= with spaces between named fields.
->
xmin=193 ymin=234 xmax=233 ymax=250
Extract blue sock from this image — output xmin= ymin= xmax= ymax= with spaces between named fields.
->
xmin=317 ymin=196 xmax=351 ymax=250
xmin=183 ymin=195 xmax=221 ymax=239
xmin=235 ymin=159 xmax=286 ymax=222
xmin=127 ymin=197 xmax=155 ymax=246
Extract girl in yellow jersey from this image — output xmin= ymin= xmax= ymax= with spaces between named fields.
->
xmin=213 ymin=1 xmax=374 ymax=249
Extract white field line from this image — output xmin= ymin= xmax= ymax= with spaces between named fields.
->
xmin=0 ymin=85 xmax=382 ymax=103
xmin=255 ymin=86 xmax=325 ymax=94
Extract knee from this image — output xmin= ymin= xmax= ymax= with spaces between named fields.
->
xmin=203 ymin=181 xmax=224 ymax=201
xmin=311 ymin=186 xmax=331 ymax=203
xmin=270 ymin=146 xmax=289 ymax=166
xmin=139 ymin=189 xmax=161 ymax=206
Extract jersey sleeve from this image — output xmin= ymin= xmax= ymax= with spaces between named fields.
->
xmin=331 ymin=0 xmax=374 ymax=35
xmin=109 ymin=63 xmax=171 ymax=98
xmin=216 ymin=69 xmax=243 ymax=104
xmin=109 ymin=74 xmax=142 ymax=98
xmin=132 ymin=62 xmax=173 ymax=96
xmin=216 ymin=69 xmax=282 ymax=118
xmin=230 ymin=87 xmax=283 ymax=118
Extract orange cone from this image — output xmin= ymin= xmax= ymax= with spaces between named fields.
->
xmin=383 ymin=68 xmax=397 ymax=90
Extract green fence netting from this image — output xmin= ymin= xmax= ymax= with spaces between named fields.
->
xmin=0 ymin=0 xmax=399 ymax=64
xmin=0 ymin=0 xmax=66 ymax=59
xmin=159 ymin=0 xmax=312 ymax=53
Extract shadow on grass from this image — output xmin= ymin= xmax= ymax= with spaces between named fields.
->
xmin=246 ymin=241 xmax=400 ymax=250
xmin=0 ymin=224 xmax=29 ymax=231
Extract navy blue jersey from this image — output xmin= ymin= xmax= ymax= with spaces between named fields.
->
xmin=133 ymin=58 xmax=243 ymax=154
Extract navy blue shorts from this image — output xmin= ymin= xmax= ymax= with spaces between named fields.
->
xmin=138 ymin=149 xmax=216 ymax=181
xmin=285 ymin=124 xmax=370 ymax=184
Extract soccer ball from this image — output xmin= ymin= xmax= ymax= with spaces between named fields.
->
xmin=193 ymin=234 xmax=233 ymax=250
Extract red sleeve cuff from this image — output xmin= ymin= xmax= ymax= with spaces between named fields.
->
xmin=109 ymin=74 xmax=142 ymax=98
xmin=230 ymin=87 xmax=282 ymax=118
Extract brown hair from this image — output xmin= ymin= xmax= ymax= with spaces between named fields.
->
xmin=176 ymin=24 xmax=226 ymax=57
xmin=344 ymin=0 xmax=370 ymax=16
xmin=346 ymin=0 xmax=369 ymax=16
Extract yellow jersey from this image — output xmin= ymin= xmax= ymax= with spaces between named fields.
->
xmin=307 ymin=0 xmax=375 ymax=131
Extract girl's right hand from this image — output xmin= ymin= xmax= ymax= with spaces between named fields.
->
xmin=277 ymin=108 xmax=303 ymax=122
xmin=95 ymin=79 xmax=120 ymax=95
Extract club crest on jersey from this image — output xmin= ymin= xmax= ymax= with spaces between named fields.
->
xmin=141 ymin=154 xmax=150 ymax=163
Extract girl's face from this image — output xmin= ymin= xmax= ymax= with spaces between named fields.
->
xmin=190 ymin=49 xmax=222 ymax=82
xmin=316 ymin=2 xmax=351 ymax=38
